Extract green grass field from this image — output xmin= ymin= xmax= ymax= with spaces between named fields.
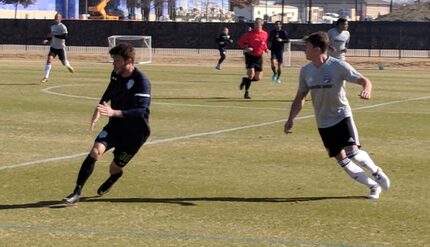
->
xmin=0 ymin=60 xmax=429 ymax=247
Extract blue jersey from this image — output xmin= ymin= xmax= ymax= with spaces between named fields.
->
xmin=100 ymin=68 xmax=151 ymax=134
xmin=268 ymin=29 xmax=289 ymax=51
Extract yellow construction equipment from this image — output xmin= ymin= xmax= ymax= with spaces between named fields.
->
xmin=88 ymin=0 xmax=120 ymax=20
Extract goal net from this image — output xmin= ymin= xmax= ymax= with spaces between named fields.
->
xmin=285 ymin=38 xmax=306 ymax=67
xmin=107 ymin=35 xmax=152 ymax=64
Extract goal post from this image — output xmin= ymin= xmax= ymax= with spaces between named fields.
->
xmin=284 ymin=38 xmax=306 ymax=67
xmin=107 ymin=35 xmax=152 ymax=64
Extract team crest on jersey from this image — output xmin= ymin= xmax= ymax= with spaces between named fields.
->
xmin=127 ymin=79 xmax=135 ymax=89
xmin=323 ymin=74 xmax=332 ymax=84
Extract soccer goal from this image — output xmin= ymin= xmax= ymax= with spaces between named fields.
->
xmin=285 ymin=38 xmax=306 ymax=67
xmin=107 ymin=35 xmax=152 ymax=64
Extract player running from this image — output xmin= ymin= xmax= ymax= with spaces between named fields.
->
xmin=268 ymin=21 xmax=289 ymax=84
xmin=284 ymin=31 xmax=390 ymax=199
xmin=41 ymin=13 xmax=74 ymax=83
xmin=63 ymin=43 xmax=151 ymax=204
xmin=215 ymin=27 xmax=234 ymax=70
xmin=238 ymin=18 xmax=269 ymax=99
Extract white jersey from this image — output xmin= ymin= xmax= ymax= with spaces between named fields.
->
xmin=328 ymin=28 xmax=350 ymax=60
xmin=298 ymin=56 xmax=362 ymax=128
xmin=50 ymin=23 xmax=68 ymax=49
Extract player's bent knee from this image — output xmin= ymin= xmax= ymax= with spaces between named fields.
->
xmin=90 ymin=146 xmax=105 ymax=160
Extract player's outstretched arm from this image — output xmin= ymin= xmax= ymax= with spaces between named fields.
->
xmin=90 ymin=108 xmax=100 ymax=131
xmin=284 ymin=91 xmax=307 ymax=134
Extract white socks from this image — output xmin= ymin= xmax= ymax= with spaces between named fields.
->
xmin=44 ymin=63 xmax=52 ymax=78
xmin=348 ymin=150 xmax=379 ymax=174
xmin=339 ymin=158 xmax=377 ymax=188
xmin=64 ymin=60 xmax=71 ymax=68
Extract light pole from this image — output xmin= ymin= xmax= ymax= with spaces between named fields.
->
xmin=281 ymin=0 xmax=285 ymax=23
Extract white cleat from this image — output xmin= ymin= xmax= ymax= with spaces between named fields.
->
xmin=373 ymin=169 xmax=390 ymax=191
xmin=40 ymin=77 xmax=48 ymax=83
xmin=368 ymin=185 xmax=382 ymax=199
xmin=276 ymin=78 xmax=283 ymax=84
xmin=67 ymin=66 xmax=75 ymax=73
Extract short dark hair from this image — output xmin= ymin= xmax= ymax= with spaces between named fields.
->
xmin=336 ymin=17 xmax=348 ymax=26
xmin=109 ymin=43 xmax=135 ymax=63
xmin=304 ymin=31 xmax=329 ymax=53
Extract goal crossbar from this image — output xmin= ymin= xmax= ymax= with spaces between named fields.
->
xmin=107 ymin=35 xmax=152 ymax=64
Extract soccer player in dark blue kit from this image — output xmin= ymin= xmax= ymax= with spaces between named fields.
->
xmin=63 ymin=43 xmax=151 ymax=204
xmin=215 ymin=27 xmax=233 ymax=70
xmin=268 ymin=21 xmax=289 ymax=84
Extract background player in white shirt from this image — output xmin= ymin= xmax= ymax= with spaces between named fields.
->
xmin=41 ymin=13 xmax=74 ymax=83
xmin=328 ymin=18 xmax=350 ymax=61
xmin=284 ymin=31 xmax=390 ymax=199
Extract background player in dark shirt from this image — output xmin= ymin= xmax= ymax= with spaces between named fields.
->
xmin=63 ymin=43 xmax=151 ymax=204
xmin=268 ymin=21 xmax=289 ymax=84
xmin=215 ymin=27 xmax=233 ymax=70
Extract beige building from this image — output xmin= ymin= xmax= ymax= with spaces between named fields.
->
xmin=233 ymin=1 xmax=299 ymax=23
xmin=274 ymin=0 xmax=390 ymax=22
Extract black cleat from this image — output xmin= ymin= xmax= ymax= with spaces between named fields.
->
xmin=239 ymin=77 xmax=246 ymax=90
xmin=63 ymin=192 xmax=80 ymax=205
xmin=244 ymin=91 xmax=251 ymax=99
xmin=97 ymin=180 xmax=114 ymax=196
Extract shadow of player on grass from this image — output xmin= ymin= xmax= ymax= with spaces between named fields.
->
xmin=0 ymin=195 xmax=367 ymax=209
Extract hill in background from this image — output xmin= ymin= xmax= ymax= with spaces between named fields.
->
xmin=376 ymin=2 xmax=430 ymax=21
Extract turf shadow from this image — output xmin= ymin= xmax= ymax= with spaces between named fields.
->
xmin=0 ymin=196 xmax=367 ymax=210
xmin=80 ymin=195 xmax=367 ymax=206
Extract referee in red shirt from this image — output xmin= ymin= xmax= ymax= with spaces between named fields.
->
xmin=238 ymin=18 xmax=269 ymax=99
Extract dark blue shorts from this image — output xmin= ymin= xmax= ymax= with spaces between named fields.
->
xmin=95 ymin=124 xmax=150 ymax=167
xmin=270 ymin=49 xmax=284 ymax=63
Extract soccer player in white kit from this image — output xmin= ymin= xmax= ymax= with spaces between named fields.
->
xmin=284 ymin=31 xmax=390 ymax=199
xmin=41 ymin=13 xmax=74 ymax=83
xmin=328 ymin=18 xmax=350 ymax=61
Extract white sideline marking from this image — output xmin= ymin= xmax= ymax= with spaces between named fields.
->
xmin=1 ymin=87 xmax=429 ymax=171
xmin=41 ymin=84 xmax=287 ymax=110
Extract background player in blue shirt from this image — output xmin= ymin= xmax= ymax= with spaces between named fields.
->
xmin=63 ymin=43 xmax=151 ymax=204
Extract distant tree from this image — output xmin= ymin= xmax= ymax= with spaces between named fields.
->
xmin=140 ymin=0 xmax=151 ymax=21
xmin=167 ymin=0 xmax=175 ymax=20
xmin=0 ymin=0 xmax=37 ymax=19
xmin=154 ymin=0 xmax=163 ymax=20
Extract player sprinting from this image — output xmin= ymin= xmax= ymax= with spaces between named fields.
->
xmin=238 ymin=18 xmax=269 ymax=99
xmin=268 ymin=21 xmax=289 ymax=84
xmin=215 ymin=27 xmax=233 ymax=70
xmin=284 ymin=31 xmax=390 ymax=199
xmin=41 ymin=13 xmax=74 ymax=83
xmin=328 ymin=18 xmax=350 ymax=61
xmin=63 ymin=43 xmax=151 ymax=205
